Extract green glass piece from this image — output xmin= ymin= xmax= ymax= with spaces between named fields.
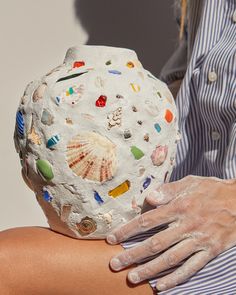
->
xmin=106 ymin=60 xmax=111 ymax=65
xmin=130 ymin=146 xmax=144 ymax=160
xmin=69 ymin=87 xmax=74 ymax=95
xmin=36 ymin=159 xmax=54 ymax=181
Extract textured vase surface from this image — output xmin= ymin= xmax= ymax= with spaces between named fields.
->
xmin=14 ymin=45 xmax=178 ymax=239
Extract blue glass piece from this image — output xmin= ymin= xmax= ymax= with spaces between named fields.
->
xmin=47 ymin=135 xmax=60 ymax=148
xmin=43 ymin=190 xmax=53 ymax=202
xmin=108 ymin=70 xmax=121 ymax=75
xmin=55 ymin=96 xmax=61 ymax=105
xmin=154 ymin=123 xmax=161 ymax=133
xmin=94 ymin=191 xmax=104 ymax=205
xmin=16 ymin=110 xmax=24 ymax=138
xmin=143 ymin=177 xmax=151 ymax=189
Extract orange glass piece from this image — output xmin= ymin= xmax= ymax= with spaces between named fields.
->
xmin=108 ymin=180 xmax=131 ymax=198
xmin=165 ymin=109 xmax=173 ymax=123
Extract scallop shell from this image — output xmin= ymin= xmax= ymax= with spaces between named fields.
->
xmin=66 ymin=132 xmax=117 ymax=183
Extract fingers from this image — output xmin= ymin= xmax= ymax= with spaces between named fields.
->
xmin=107 ymin=205 xmax=177 ymax=244
xmin=125 ymin=238 xmax=197 ymax=285
xmin=156 ymin=251 xmax=211 ymax=291
xmin=145 ymin=175 xmax=201 ymax=206
xmin=110 ymin=225 xmax=186 ymax=271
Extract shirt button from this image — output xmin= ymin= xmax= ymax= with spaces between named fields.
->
xmin=232 ymin=10 xmax=236 ymax=23
xmin=212 ymin=131 xmax=221 ymax=141
xmin=208 ymin=71 xmax=217 ymax=82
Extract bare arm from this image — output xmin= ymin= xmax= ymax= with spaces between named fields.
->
xmin=0 ymin=227 xmax=151 ymax=295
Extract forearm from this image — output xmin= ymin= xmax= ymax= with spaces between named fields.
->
xmin=0 ymin=227 xmax=150 ymax=295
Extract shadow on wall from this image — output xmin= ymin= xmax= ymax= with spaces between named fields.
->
xmin=74 ymin=0 xmax=178 ymax=76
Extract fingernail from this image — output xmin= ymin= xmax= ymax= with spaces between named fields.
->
xmin=128 ymin=272 xmax=140 ymax=283
xmin=110 ymin=258 xmax=122 ymax=270
xmin=156 ymin=283 xmax=166 ymax=291
xmin=107 ymin=234 xmax=117 ymax=244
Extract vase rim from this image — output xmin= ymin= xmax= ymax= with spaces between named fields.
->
xmin=64 ymin=45 xmax=138 ymax=63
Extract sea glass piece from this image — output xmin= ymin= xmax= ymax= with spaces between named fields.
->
xmin=108 ymin=180 xmax=130 ymax=198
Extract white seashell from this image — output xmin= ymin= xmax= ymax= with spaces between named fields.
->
xmin=33 ymin=83 xmax=47 ymax=102
xmin=145 ymin=99 xmax=159 ymax=116
xmin=107 ymin=107 xmax=122 ymax=130
xmin=66 ymin=131 xmax=117 ymax=183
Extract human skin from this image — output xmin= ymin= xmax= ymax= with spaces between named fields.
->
xmin=0 ymin=79 xmax=181 ymax=295
xmin=0 ymin=227 xmax=152 ymax=295
xmin=107 ymin=175 xmax=236 ymax=291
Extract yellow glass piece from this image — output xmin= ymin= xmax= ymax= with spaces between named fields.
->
xmin=108 ymin=180 xmax=131 ymax=198
xmin=130 ymin=83 xmax=140 ymax=92
xmin=66 ymin=90 xmax=70 ymax=96
xmin=126 ymin=61 xmax=135 ymax=68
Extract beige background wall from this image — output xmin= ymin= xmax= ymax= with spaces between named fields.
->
xmin=0 ymin=0 xmax=177 ymax=231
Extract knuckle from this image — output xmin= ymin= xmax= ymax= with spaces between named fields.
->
xmin=162 ymin=253 xmax=179 ymax=267
xmin=114 ymin=225 xmax=127 ymax=241
xmin=138 ymin=264 xmax=156 ymax=280
xmin=175 ymin=197 xmax=192 ymax=214
xmin=210 ymin=242 xmax=223 ymax=257
xmin=137 ymin=214 xmax=150 ymax=229
xmin=120 ymin=250 xmax=134 ymax=266
xmin=146 ymin=237 xmax=163 ymax=254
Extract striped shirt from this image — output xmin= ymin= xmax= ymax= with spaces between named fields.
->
xmin=122 ymin=1 xmax=236 ymax=293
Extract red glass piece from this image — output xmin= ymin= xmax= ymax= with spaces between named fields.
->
xmin=95 ymin=95 xmax=107 ymax=107
xmin=73 ymin=61 xmax=85 ymax=68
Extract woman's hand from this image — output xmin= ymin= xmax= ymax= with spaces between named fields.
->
xmin=107 ymin=175 xmax=236 ymax=291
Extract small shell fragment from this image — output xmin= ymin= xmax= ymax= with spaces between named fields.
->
xmin=116 ymin=94 xmax=124 ymax=99
xmin=151 ymin=145 xmax=168 ymax=166
xmin=32 ymin=83 xmax=47 ymax=102
xmin=61 ymin=204 xmax=72 ymax=222
xmin=76 ymin=216 xmax=97 ymax=236
xmin=144 ymin=133 xmax=149 ymax=142
xmin=124 ymin=129 xmax=132 ymax=139
xmin=66 ymin=118 xmax=73 ymax=124
xmin=138 ymin=166 xmax=145 ymax=176
xmin=132 ymin=106 xmax=138 ymax=112
xmin=107 ymin=107 xmax=122 ymax=129
xmin=28 ymin=127 xmax=41 ymax=145
xmin=108 ymin=180 xmax=130 ymax=198
xmin=41 ymin=109 xmax=54 ymax=126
